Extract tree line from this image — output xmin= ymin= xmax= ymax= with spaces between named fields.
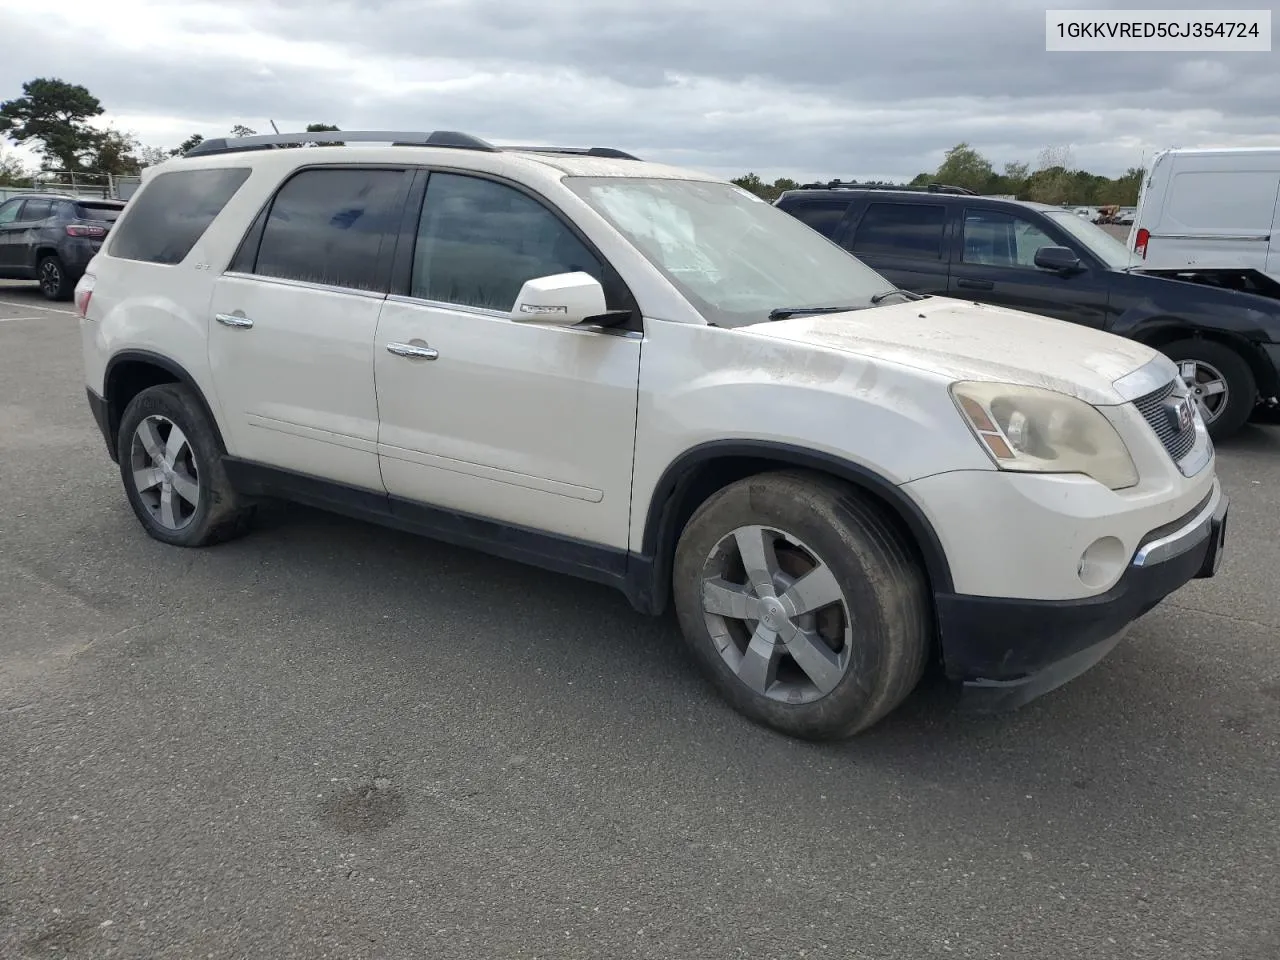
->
xmin=732 ymin=142 xmax=1145 ymax=207
xmin=0 ymin=77 xmax=341 ymax=185
xmin=3 ymin=77 xmax=1144 ymax=208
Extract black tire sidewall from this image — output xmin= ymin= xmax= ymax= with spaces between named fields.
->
xmin=38 ymin=256 xmax=71 ymax=301
xmin=1161 ymin=338 xmax=1256 ymax=441
xmin=117 ymin=385 xmax=221 ymax=546
xmin=672 ymin=473 xmax=923 ymax=739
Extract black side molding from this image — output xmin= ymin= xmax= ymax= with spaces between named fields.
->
xmin=221 ymin=458 xmax=633 ymax=594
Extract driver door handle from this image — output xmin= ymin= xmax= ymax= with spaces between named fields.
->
xmin=386 ymin=341 xmax=439 ymax=360
xmin=956 ymin=278 xmax=994 ymax=291
xmin=215 ymin=313 xmax=254 ymax=328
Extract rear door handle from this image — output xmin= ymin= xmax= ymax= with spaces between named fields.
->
xmin=215 ymin=313 xmax=254 ymax=328
xmin=386 ymin=341 xmax=439 ymax=360
xmin=956 ymin=279 xmax=994 ymax=291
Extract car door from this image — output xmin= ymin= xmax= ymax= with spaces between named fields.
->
xmin=13 ymin=197 xmax=54 ymax=275
xmin=0 ymin=198 xmax=27 ymax=274
xmin=372 ymin=169 xmax=641 ymax=551
xmin=842 ymin=200 xmax=951 ymax=295
xmin=208 ymin=164 xmax=411 ymax=492
xmin=947 ymin=206 xmax=1111 ymax=328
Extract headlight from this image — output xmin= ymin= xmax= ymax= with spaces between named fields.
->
xmin=950 ymin=381 xmax=1139 ymax=490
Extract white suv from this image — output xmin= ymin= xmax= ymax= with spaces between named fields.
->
xmin=76 ymin=130 xmax=1229 ymax=739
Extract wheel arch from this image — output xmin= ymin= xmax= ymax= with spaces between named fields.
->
xmin=630 ymin=440 xmax=954 ymax=618
xmin=1129 ymin=322 xmax=1276 ymax=398
xmin=103 ymin=350 xmax=227 ymax=462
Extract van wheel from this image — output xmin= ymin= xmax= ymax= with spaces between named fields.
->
xmin=117 ymin=383 xmax=255 ymax=547
xmin=38 ymin=255 xmax=73 ymax=301
xmin=671 ymin=470 xmax=931 ymax=740
xmin=1160 ymin=339 xmax=1256 ymax=441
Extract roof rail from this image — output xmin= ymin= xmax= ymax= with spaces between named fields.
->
xmin=498 ymin=145 xmax=643 ymax=161
xmin=794 ymin=180 xmax=978 ymax=196
xmin=184 ymin=130 xmax=500 ymax=157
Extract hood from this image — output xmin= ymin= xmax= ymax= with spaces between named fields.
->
xmin=737 ymin=296 xmax=1170 ymax=406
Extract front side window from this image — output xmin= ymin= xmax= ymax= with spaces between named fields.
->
xmin=110 ymin=167 xmax=252 ymax=265
xmin=0 ymin=199 xmax=21 ymax=225
xmin=253 ymin=167 xmax=406 ymax=292
xmin=562 ymin=177 xmax=892 ymax=329
xmin=962 ymin=209 xmax=1056 ymax=267
xmin=851 ymin=202 xmax=947 ymax=260
xmin=410 ymin=172 xmax=606 ymax=312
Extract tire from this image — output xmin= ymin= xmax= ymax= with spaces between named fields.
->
xmin=37 ymin=255 xmax=73 ymax=301
xmin=116 ymin=383 xmax=255 ymax=547
xmin=1159 ymin=338 xmax=1257 ymax=441
xmin=671 ymin=470 xmax=932 ymax=740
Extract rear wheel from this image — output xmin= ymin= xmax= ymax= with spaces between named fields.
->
xmin=1159 ymin=338 xmax=1256 ymax=441
xmin=38 ymin=255 xmax=73 ymax=301
xmin=117 ymin=383 xmax=255 ymax=547
xmin=671 ymin=470 xmax=932 ymax=740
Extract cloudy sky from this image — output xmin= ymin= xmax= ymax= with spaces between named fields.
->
xmin=1 ymin=0 xmax=1277 ymax=182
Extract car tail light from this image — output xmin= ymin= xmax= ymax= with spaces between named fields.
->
xmin=66 ymin=224 xmax=108 ymax=238
xmin=75 ymin=274 xmax=95 ymax=319
xmin=1134 ymin=227 xmax=1150 ymax=259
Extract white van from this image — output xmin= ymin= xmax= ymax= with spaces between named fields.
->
xmin=1129 ymin=147 xmax=1280 ymax=288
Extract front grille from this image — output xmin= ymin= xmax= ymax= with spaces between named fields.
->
xmin=1132 ymin=380 xmax=1197 ymax=463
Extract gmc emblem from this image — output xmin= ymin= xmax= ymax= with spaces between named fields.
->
xmin=1167 ymin=396 xmax=1195 ymax=433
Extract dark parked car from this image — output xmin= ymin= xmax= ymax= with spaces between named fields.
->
xmin=774 ymin=182 xmax=1280 ymax=440
xmin=0 ymin=193 xmax=126 ymax=301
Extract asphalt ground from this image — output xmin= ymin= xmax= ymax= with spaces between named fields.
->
xmin=1 ymin=280 xmax=1278 ymax=959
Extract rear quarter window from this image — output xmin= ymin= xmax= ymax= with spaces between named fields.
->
xmin=108 ymin=167 xmax=252 ymax=264
xmin=781 ymin=199 xmax=853 ymax=239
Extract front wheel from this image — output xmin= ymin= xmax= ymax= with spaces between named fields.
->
xmin=1160 ymin=338 xmax=1257 ymax=441
xmin=671 ymin=470 xmax=932 ymax=740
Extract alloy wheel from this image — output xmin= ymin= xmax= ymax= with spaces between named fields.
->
xmin=128 ymin=415 xmax=201 ymax=530
xmin=699 ymin=524 xmax=853 ymax=704
xmin=1178 ymin=359 xmax=1229 ymax=424
xmin=39 ymin=260 xmax=62 ymax=298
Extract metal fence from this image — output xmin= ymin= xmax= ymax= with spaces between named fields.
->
xmin=0 ymin=170 xmax=141 ymax=204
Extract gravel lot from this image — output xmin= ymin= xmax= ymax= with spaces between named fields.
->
xmin=2 ymin=281 xmax=1278 ymax=960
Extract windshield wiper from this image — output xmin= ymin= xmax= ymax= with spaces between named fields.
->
xmin=767 ymin=305 xmax=860 ymax=320
xmin=869 ymin=288 xmax=926 ymax=304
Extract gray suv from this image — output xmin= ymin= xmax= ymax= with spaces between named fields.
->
xmin=0 ymin=193 xmax=126 ymax=300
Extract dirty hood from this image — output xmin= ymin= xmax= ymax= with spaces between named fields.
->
xmin=740 ymin=297 xmax=1167 ymax=406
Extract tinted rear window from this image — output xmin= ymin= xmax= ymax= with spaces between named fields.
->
xmin=20 ymin=199 xmax=53 ymax=221
xmin=77 ymin=203 xmax=123 ymax=223
xmin=250 ymin=167 xmax=405 ymax=292
xmin=109 ymin=168 xmax=251 ymax=264
xmin=852 ymin=202 xmax=947 ymax=259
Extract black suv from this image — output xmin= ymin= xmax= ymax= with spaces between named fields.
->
xmin=775 ymin=182 xmax=1280 ymax=440
xmin=0 ymin=193 xmax=126 ymax=301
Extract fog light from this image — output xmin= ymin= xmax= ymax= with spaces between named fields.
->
xmin=1078 ymin=536 xmax=1126 ymax=589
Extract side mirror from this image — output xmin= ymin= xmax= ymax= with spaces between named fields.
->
xmin=510 ymin=272 xmax=607 ymax=326
xmin=1034 ymin=246 xmax=1084 ymax=274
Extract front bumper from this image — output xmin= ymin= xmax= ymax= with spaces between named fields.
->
xmin=936 ymin=478 xmax=1228 ymax=711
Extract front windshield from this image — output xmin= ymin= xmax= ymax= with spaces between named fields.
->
xmin=1042 ymin=210 xmax=1134 ymax=270
xmin=562 ymin=176 xmax=892 ymax=328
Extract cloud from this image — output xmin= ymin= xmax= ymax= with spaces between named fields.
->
xmin=1 ymin=0 xmax=1278 ymax=181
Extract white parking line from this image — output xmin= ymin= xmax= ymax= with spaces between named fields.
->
xmin=0 ymin=298 xmax=78 ymax=317
xmin=0 ymin=317 xmax=47 ymax=323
